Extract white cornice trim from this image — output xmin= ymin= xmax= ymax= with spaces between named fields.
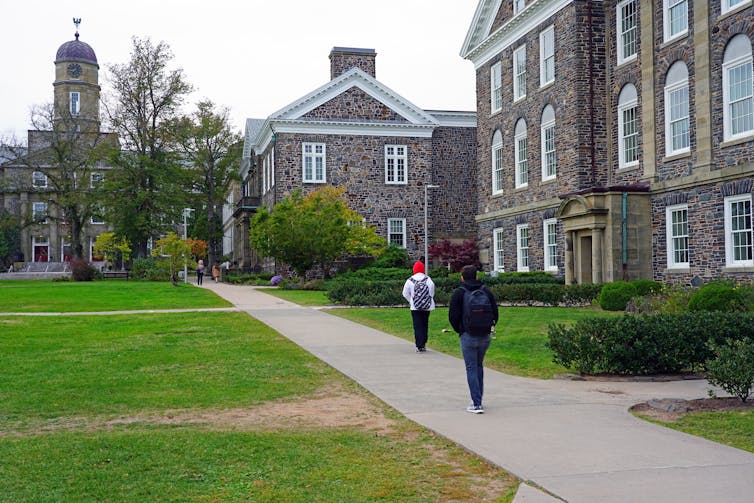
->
xmin=426 ymin=110 xmax=477 ymax=128
xmin=463 ymin=0 xmax=573 ymax=69
xmin=460 ymin=0 xmax=502 ymax=58
xmin=270 ymin=67 xmax=439 ymax=126
xmin=269 ymin=119 xmax=435 ymax=138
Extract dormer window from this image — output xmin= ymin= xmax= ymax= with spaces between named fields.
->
xmin=70 ymin=92 xmax=80 ymax=116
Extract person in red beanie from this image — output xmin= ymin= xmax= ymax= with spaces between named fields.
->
xmin=402 ymin=260 xmax=436 ymax=352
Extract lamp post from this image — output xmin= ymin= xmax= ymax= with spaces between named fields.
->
xmin=424 ymin=184 xmax=439 ymax=266
xmin=182 ymin=208 xmax=194 ymax=284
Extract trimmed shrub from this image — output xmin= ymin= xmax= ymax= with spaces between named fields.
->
xmin=563 ymin=283 xmax=603 ymax=305
xmin=598 ymin=282 xmax=638 ymax=311
xmin=631 ymin=280 xmax=662 ymax=297
xmin=326 ymin=279 xmax=405 ymax=306
xmin=688 ymin=283 xmax=745 ymax=312
xmin=706 ymin=338 xmax=754 ymax=402
xmin=547 ymin=312 xmax=754 ymax=375
xmin=70 ymin=259 xmax=97 ymax=281
xmin=371 ymin=244 xmax=410 ymax=269
xmin=131 ymin=258 xmax=170 ymax=281
xmin=626 ymin=285 xmax=694 ymax=315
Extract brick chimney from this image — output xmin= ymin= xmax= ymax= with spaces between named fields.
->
xmin=329 ymin=47 xmax=376 ymax=80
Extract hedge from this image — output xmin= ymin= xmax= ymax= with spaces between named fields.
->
xmin=547 ymin=312 xmax=754 ymax=375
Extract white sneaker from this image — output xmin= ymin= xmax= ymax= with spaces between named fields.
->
xmin=466 ymin=404 xmax=484 ymax=414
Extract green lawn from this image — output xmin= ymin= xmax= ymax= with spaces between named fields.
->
xmin=639 ymin=409 xmax=754 ymax=454
xmin=0 ymin=280 xmax=231 ymax=312
xmin=329 ymin=306 xmax=618 ymax=379
xmin=260 ymin=288 xmax=331 ymax=306
xmin=0 ymin=309 xmax=517 ymax=501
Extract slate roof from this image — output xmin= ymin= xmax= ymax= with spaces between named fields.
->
xmin=55 ymin=35 xmax=98 ymax=66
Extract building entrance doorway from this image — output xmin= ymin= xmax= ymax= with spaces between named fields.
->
xmin=579 ymin=236 xmax=593 ymax=284
xmin=33 ymin=236 xmax=49 ymax=262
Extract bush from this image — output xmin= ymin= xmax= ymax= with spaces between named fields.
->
xmin=705 ymin=338 xmax=754 ymax=402
xmin=371 ymin=244 xmax=410 ymax=269
xmin=547 ymin=312 xmax=754 ymax=375
xmin=626 ymin=285 xmax=694 ymax=315
xmin=70 ymin=259 xmax=97 ymax=281
xmin=131 ymin=258 xmax=170 ymax=281
xmin=326 ymin=279 xmax=405 ymax=306
xmin=688 ymin=283 xmax=746 ymax=312
xmin=598 ymin=282 xmax=638 ymax=311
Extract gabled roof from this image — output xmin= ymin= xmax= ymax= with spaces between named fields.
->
xmin=269 ymin=67 xmax=439 ymax=126
xmin=461 ymin=0 xmax=573 ymax=68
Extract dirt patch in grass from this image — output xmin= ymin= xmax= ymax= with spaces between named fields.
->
xmin=631 ymin=397 xmax=754 ymax=423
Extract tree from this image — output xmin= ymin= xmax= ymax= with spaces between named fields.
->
xmin=429 ymin=239 xmax=481 ymax=272
xmin=174 ymin=101 xmax=242 ymax=267
xmin=104 ymin=37 xmax=193 ymax=259
xmin=152 ymin=232 xmax=191 ymax=285
xmin=5 ymin=103 xmax=111 ymax=259
xmin=93 ymin=231 xmax=131 ymax=270
xmin=250 ymin=186 xmax=384 ymax=278
xmin=0 ymin=209 xmax=21 ymax=269
xmin=187 ymin=237 xmax=208 ymax=261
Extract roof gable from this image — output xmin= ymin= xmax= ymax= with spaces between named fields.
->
xmin=460 ymin=0 xmax=502 ymax=60
xmin=270 ymin=67 xmax=438 ymax=126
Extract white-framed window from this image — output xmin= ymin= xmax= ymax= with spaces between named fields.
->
xmin=618 ymin=84 xmax=639 ymax=168
xmin=513 ymin=46 xmax=527 ymax=101
xmin=725 ymin=194 xmax=753 ymax=267
xmin=387 ymin=218 xmax=406 ymax=248
xmin=516 ymin=224 xmax=530 ymax=272
xmin=664 ymin=0 xmax=688 ymax=42
xmin=302 ymin=142 xmax=326 ymax=183
xmin=91 ymin=204 xmax=105 ymax=225
xmin=492 ymin=130 xmax=504 ymax=194
xmin=70 ymin=91 xmax=80 ymax=115
xmin=490 ymin=62 xmax=503 ymax=113
xmin=723 ymin=34 xmax=754 ymax=142
xmin=722 ymin=0 xmax=750 ymax=14
xmin=32 ymin=171 xmax=47 ymax=188
xmin=664 ymin=61 xmax=690 ymax=156
xmin=33 ymin=202 xmax=48 ymax=223
xmin=540 ymin=26 xmax=555 ymax=87
xmin=541 ymin=105 xmax=556 ymax=181
xmin=493 ymin=227 xmax=505 ymax=272
xmin=666 ymin=204 xmax=689 ymax=269
xmin=514 ymin=119 xmax=528 ymax=188
xmin=90 ymin=172 xmax=104 ymax=188
xmin=544 ymin=218 xmax=558 ymax=272
xmin=617 ymin=0 xmax=638 ymax=65
xmin=513 ymin=0 xmax=525 ymax=15
xmin=385 ymin=145 xmax=407 ymax=184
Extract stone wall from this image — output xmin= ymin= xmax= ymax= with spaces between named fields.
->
xmin=329 ymin=48 xmax=376 ymax=79
xmin=303 ymin=87 xmax=408 ymax=122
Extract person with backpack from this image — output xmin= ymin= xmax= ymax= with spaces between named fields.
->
xmin=402 ymin=261 xmax=436 ymax=352
xmin=448 ymin=265 xmax=498 ymax=414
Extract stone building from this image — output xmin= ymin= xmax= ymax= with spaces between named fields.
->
xmin=226 ymin=47 xmax=477 ymax=272
xmin=461 ymin=0 xmax=754 ymax=284
xmin=1 ymin=26 xmax=114 ymax=266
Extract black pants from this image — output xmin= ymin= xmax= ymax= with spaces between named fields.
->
xmin=411 ymin=310 xmax=430 ymax=349
xmin=197 ymin=272 xmax=203 ymax=285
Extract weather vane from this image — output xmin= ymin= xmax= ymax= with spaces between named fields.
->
xmin=73 ymin=17 xmax=81 ymax=39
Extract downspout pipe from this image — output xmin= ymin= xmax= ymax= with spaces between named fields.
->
xmin=622 ymin=192 xmax=628 ymax=279
xmin=588 ymin=0 xmax=596 ymax=187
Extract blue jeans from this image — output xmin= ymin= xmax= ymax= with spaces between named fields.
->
xmin=460 ymin=332 xmax=491 ymax=407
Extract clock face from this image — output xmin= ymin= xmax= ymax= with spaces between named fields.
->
xmin=67 ymin=63 xmax=82 ymax=78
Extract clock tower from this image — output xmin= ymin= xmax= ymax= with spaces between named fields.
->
xmin=53 ymin=19 xmax=100 ymax=130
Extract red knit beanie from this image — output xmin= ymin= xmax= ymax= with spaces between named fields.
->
xmin=413 ymin=261 xmax=425 ymax=274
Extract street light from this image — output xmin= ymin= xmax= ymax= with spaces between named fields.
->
xmin=182 ymin=208 xmax=194 ymax=284
xmin=424 ymin=184 xmax=440 ymax=266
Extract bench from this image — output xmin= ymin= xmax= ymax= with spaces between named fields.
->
xmin=102 ymin=271 xmax=129 ymax=280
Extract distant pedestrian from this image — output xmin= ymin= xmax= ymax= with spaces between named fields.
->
xmin=212 ymin=264 xmax=220 ymax=283
xmin=402 ymin=261 xmax=436 ymax=352
xmin=448 ymin=265 xmax=498 ymax=414
xmin=197 ymin=260 xmax=205 ymax=285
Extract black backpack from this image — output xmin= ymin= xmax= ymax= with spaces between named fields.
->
xmin=462 ymin=288 xmax=494 ymax=333
xmin=411 ymin=277 xmax=432 ymax=310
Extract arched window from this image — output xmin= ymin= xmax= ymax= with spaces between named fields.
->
xmin=723 ymin=34 xmax=754 ymax=142
xmin=618 ymin=84 xmax=639 ymax=168
xmin=491 ymin=130 xmax=504 ymax=194
xmin=540 ymin=105 xmax=556 ymax=180
xmin=514 ymin=119 xmax=528 ymax=188
xmin=664 ymin=61 xmax=690 ymax=155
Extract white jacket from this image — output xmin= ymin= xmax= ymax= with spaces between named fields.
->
xmin=402 ymin=272 xmax=436 ymax=310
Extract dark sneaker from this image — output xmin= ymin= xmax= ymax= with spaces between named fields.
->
xmin=419 ymin=347 xmax=427 ymax=352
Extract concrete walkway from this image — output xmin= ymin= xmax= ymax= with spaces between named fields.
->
xmin=202 ymin=282 xmax=754 ymax=503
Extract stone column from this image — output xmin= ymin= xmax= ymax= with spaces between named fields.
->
xmin=565 ymin=231 xmax=575 ymax=284
xmin=592 ymin=227 xmax=603 ymax=284
xmin=693 ymin=0 xmax=712 ymax=171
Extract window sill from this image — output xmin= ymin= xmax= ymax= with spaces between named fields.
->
xmin=662 ymin=150 xmax=691 ymax=162
xmin=514 ymin=185 xmax=529 ymax=192
xmin=720 ymin=1 xmax=752 ymax=20
xmin=724 ymin=265 xmax=754 ymax=273
xmin=513 ymin=96 xmax=526 ymax=104
xmin=721 ymin=134 xmax=754 ymax=148
xmin=541 ymin=176 xmax=557 ymax=185
xmin=617 ymin=163 xmax=640 ymax=172
xmin=490 ymin=109 xmax=502 ymax=118
xmin=491 ymin=191 xmax=504 ymax=198
xmin=539 ymin=80 xmax=555 ymax=91
xmin=661 ymin=32 xmax=688 ymax=49
xmin=616 ymin=55 xmax=637 ymax=68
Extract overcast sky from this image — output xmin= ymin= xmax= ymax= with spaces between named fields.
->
xmin=3 ymin=0 xmax=479 ymax=141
